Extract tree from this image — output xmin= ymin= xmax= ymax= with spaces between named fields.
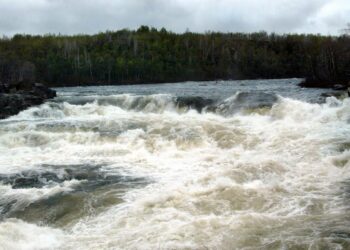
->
xmin=0 ymin=26 xmax=349 ymax=87
xmin=341 ymin=23 xmax=350 ymax=36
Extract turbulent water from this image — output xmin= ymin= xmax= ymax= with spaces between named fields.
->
xmin=1 ymin=79 xmax=350 ymax=249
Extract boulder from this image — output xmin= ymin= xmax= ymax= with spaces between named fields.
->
xmin=13 ymin=80 xmax=35 ymax=92
xmin=32 ymin=83 xmax=56 ymax=99
xmin=0 ymin=81 xmax=56 ymax=119
xmin=333 ymin=84 xmax=348 ymax=90
xmin=176 ymin=96 xmax=215 ymax=112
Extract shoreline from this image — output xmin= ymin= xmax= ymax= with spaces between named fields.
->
xmin=299 ymin=78 xmax=349 ymax=90
xmin=0 ymin=82 xmax=56 ymax=119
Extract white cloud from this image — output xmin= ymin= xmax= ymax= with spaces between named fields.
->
xmin=0 ymin=0 xmax=348 ymax=36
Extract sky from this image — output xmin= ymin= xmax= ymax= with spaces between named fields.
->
xmin=0 ymin=0 xmax=349 ymax=36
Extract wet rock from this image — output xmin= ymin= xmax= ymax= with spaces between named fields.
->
xmin=176 ymin=96 xmax=215 ymax=112
xmin=0 ymin=82 xmax=9 ymax=93
xmin=333 ymin=84 xmax=348 ymax=91
xmin=320 ymin=91 xmax=346 ymax=101
xmin=299 ymin=77 xmax=349 ymax=90
xmin=13 ymin=177 xmax=40 ymax=189
xmin=321 ymin=92 xmax=342 ymax=98
xmin=32 ymin=83 xmax=56 ymax=99
xmin=0 ymin=165 xmax=149 ymax=226
xmin=0 ymin=81 xmax=56 ymax=119
xmin=215 ymin=92 xmax=278 ymax=115
xmin=0 ymin=165 xmax=147 ymax=190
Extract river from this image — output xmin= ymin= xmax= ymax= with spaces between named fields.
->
xmin=0 ymin=79 xmax=350 ymax=249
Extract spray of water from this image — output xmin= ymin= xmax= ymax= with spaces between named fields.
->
xmin=0 ymin=90 xmax=349 ymax=249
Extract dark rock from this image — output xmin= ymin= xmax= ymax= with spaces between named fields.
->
xmin=299 ymin=77 xmax=349 ymax=89
xmin=321 ymin=92 xmax=344 ymax=98
xmin=176 ymin=96 xmax=215 ymax=112
xmin=0 ymin=81 xmax=56 ymax=119
xmin=13 ymin=81 xmax=35 ymax=92
xmin=299 ymin=79 xmax=334 ymax=88
xmin=0 ymin=82 xmax=9 ymax=93
xmin=32 ymin=83 xmax=56 ymax=99
xmin=216 ymin=92 xmax=278 ymax=115
xmin=333 ymin=84 xmax=348 ymax=91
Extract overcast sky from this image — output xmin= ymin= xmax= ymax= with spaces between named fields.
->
xmin=0 ymin=0 xmax=349 ymax=36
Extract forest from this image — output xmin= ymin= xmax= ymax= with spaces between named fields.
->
xmin=0 ymin=25 xmax=349 ymax=87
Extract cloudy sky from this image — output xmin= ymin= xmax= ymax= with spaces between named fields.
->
xmin=0 ymin=0 xmax=349 ymax=36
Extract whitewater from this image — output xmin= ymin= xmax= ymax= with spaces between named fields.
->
xmin=0 ymin=79 xmax=350 ymax=249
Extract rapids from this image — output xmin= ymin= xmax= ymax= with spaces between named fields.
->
xmin=0 ymin=79 xmax=350 ymax=249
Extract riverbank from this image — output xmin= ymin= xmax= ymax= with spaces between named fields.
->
xmin=0 ymin=82 xmax=56 ymax=119
xmin=1 ymin=29 xmax=349 ymax=89
xmin=299 ymin=77 xmax=349 ymax=90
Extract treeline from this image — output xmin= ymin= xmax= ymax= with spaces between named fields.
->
xmin=0 ymin=26 xmax=349 ymax=87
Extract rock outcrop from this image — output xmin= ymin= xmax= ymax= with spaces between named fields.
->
xmin=0 ymin=81 xmax=56 ymax=119
xmin=299 ymin=78 xmax=349 ymax=90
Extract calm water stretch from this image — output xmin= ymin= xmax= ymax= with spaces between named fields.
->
xmin=0 ymin=79 xmax=350 ymax=249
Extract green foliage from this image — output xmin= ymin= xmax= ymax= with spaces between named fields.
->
xmin=0 ymin=27 xmax=349 ymax=86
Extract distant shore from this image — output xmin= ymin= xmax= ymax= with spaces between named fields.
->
xmin=1 ymin=28 xmax=348 ymax=90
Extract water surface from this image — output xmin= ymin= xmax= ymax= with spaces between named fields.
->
xmin=0 ymin=79 xmax=350 ymax=249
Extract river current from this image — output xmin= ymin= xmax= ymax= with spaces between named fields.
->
xmin=0 ymin=79 xmax=350 ymax=249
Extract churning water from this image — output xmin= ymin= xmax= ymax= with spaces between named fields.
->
xmin=0 ymin=79 xmax=350 ymax=249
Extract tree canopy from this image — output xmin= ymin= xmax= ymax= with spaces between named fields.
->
xmin=0 ymin=26 xmax=349 ymax=87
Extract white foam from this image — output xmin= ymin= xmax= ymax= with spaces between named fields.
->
xmin=0 ymin=95 xmax=349 ymax=249
xmin=0 ymin=180 xmax=81 ymax=215
xmin=0 ymin=219 xmax=64 ymax=250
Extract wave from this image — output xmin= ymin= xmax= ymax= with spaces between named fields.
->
xmin=7 ymin=91 xmax=280 ymax=121
xmin=213 ymin=91 xmax=278 ymax=115
xmin=0 ymin=219 xmax=64 ymax=250
xmin=1 ymin=96 xmax=349 ymax=153
xmin=0 ymin=164 xmax=148 ymax=227
xmin=1 ymin=90 xmax=350 ymax=249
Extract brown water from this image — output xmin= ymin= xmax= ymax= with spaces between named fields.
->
xmin=0 ymin=79 xmax=349 ymax=249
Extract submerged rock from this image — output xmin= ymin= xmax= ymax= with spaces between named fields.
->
xmin=321 ymin=92 xmax=344 ymax=98
xmin=176 ymin=96 xmax=215 ymax=112
xmin=0 ymin=81 xmax=56 ymax=119
xmin=215 ymin=91 xmax=278 ymax=115
xmin=0 ymin=165 xmax=149 ymax=226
